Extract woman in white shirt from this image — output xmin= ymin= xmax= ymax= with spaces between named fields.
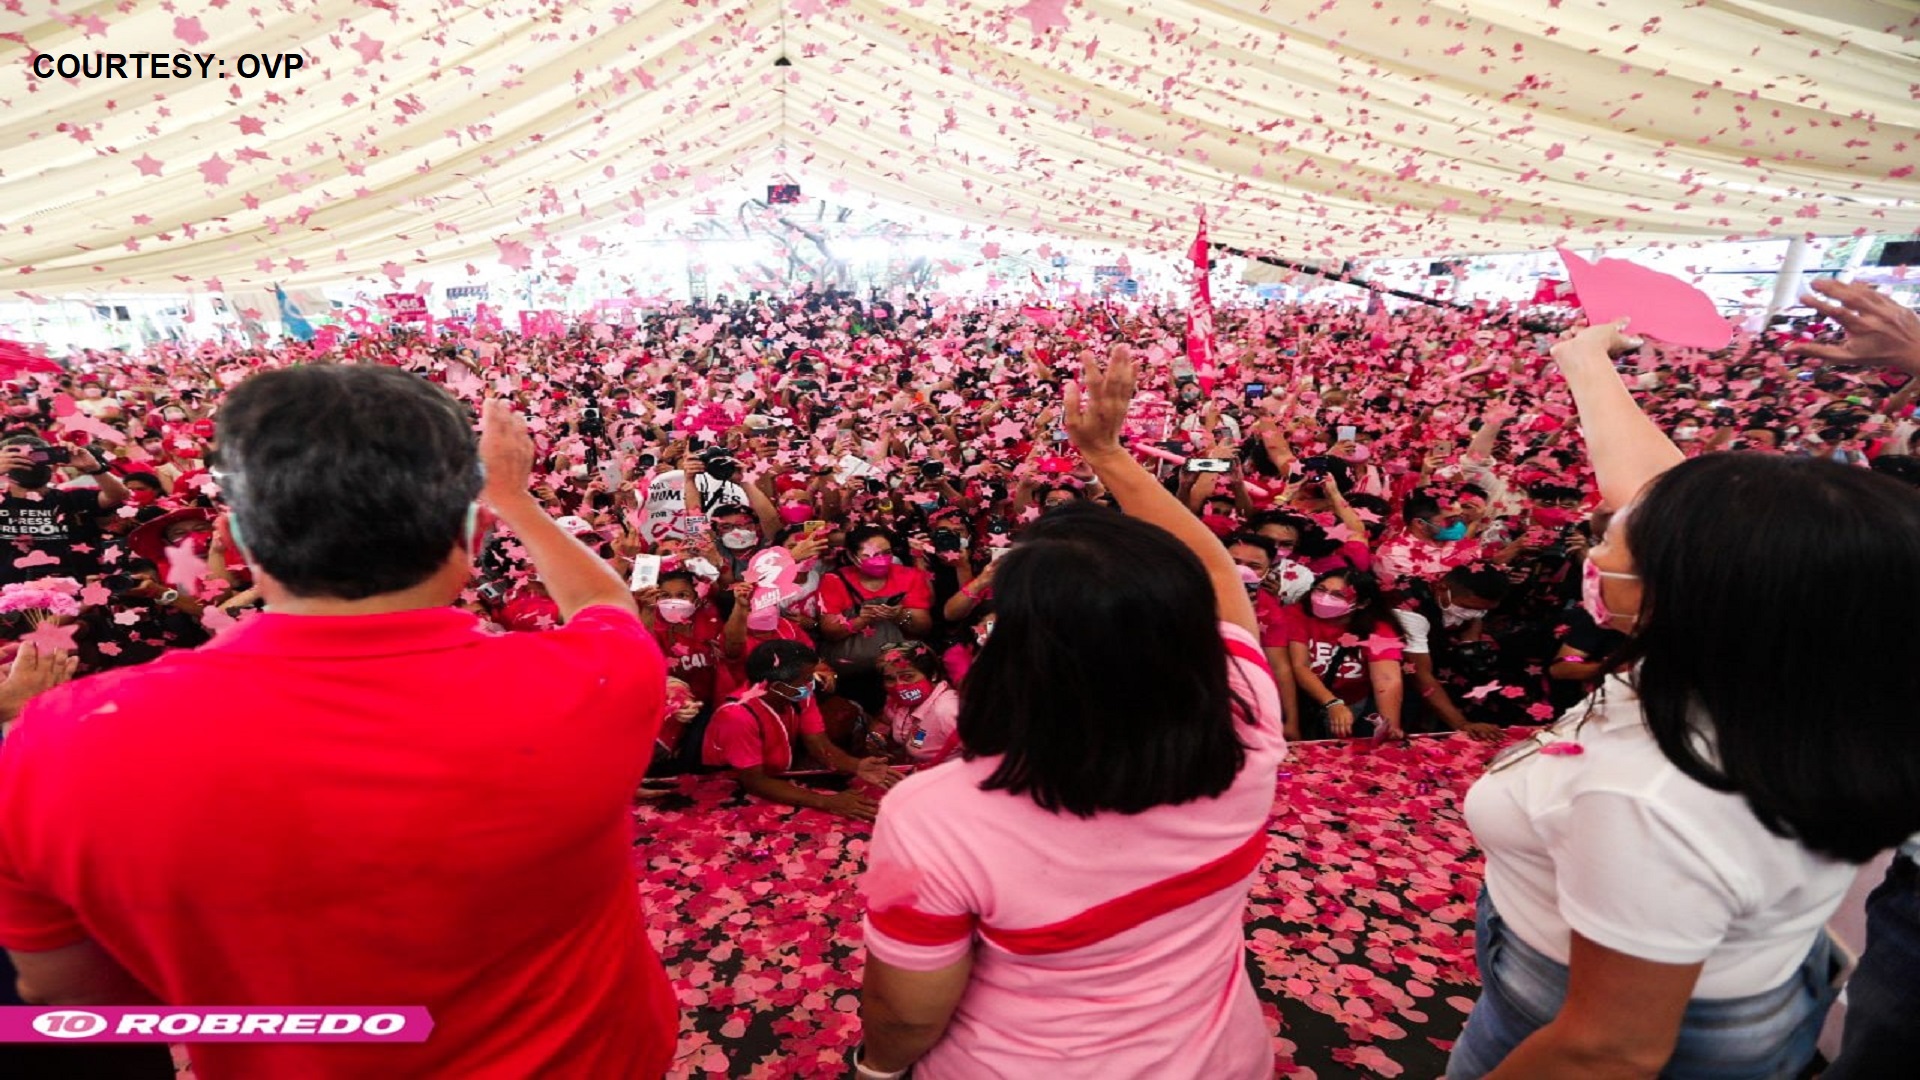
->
xmin=1449 ymin=321 xmax=1920 ymax=1080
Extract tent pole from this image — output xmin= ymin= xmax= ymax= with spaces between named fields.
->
xmin=1212 ymin=245 xmax=1471 ymax=311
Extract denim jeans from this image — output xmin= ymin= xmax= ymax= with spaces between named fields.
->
xmin=1824 ymin=852 xmax=1920 ymax=1080
xmin=1449 ymin=888 xmax=1838 ymax=1080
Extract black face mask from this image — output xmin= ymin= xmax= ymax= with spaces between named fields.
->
xmin=9 ymin=463 xmax=51 ymax=489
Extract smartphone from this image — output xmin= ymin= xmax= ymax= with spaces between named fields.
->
xmin=629 ymin=553 xmax=663 ymax=590
xmin=1336 ymin=425 xmax=1357 ymax=443
xmin=803 ymin=519 xmax=827 ymax=534
xmin=1245 ymin=382 xmax=1268 ymax=403
xmin=1052 ymin=427 xmax=1069 ymax=443
xmin=989 ymin=547 xmax=1012 ymax=562
xmin=476 ymin=581 xmax=505 ymax=604
xmin=1186 ymin=458 xmax=1232 ymax=473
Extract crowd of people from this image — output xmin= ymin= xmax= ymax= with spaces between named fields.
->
xmin=0 ymin=277 xmax=1916 ymax=1079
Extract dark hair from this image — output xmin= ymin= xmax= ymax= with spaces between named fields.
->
xmin=1868 ymin=454 xmax=1920 ymax=489
xmin=1444 ymin=566 xmax=1513 ymax=604
xmin=214 ymin=366 xmax=481 ymax=600
xmin=1343 ymin=493 xmax=1394 ymax=543
xmin=1223 ymin=531 xmax=1277 ymax=562
xmin=1312 ymin=568 xmax=1399 ymax=641
xmin=121 ymin=470 xmax=163 ymax=490
xmin=1608 ymin=453 xmax=1920 ymax=862
xmin=958 ymin=502 xmax=1252 ymax=817
xmin=843 ymin=523 xmax=894 ymax=554
xmin=880 ymin=640 xmax=944 ymax=683
xmin=746 ymin=638 xmax=818 ymax=684
xmin=1247 ymin=509 xmax=1334 ymax=559
xmin=1402 ymin=489 xmax=1445 ymax=525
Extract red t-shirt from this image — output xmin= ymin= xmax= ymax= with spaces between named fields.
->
xmin=814 ymin=565 xmax=935 ymax=619
xmin=701 ymin=692 xmax=827 ymax=773
xmin=0 ymin=604 xmax=676 ymax=1080
xmin=1281 ymin=606 xmax=1404 ymax=706
xmin=647 ymin=605 xmax=725 ymax=707
xmin=1251 ymin=590 xmax=1290 ymax=651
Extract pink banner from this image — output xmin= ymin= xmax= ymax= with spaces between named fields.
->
xmin=0 ymin=1006 xmax=432 ymax=1043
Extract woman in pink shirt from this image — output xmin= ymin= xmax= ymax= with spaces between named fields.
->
xmin=874 ymin=641 xmax=961 ymax=766
xmin=853 ymin=346 xmax=1283 ymax=1080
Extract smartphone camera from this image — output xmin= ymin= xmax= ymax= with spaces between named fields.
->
xmin=932 ymin=528 xmax=964 ymax=553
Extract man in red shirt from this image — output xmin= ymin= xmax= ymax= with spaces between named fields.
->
xmin=0 ymin=369 xmax=676 ymax=1078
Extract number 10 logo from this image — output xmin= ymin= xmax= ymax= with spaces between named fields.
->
xmin=32 ymin=1010 xmax=107 ymax=1038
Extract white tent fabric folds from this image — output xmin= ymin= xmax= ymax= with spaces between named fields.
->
xmin=3 ymin=0 xmax=1916 ymax=291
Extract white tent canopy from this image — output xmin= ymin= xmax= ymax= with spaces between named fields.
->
xmin=5 ymin=0 xmax=1917 ymax=292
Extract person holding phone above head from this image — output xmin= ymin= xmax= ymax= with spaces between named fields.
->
xmin=853 ymin=344 xmax=1283 ymax=1080
xmin=1449 ymin=318 xmax=1920 ymax=1080
xmin=0 ymin=371 xmax=679 ymax=1080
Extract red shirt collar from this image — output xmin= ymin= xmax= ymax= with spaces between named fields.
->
xmin=210 ymin=606 xmax=494 ymax=659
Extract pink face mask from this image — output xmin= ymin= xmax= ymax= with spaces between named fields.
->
xmin=656 ymin=598 xmax=697 ymax=624
xmin=778 ymin=502 xmax=814 ymax=524
xmin=1580 ymin=559 xmax=1639 ymax=627
xmin=890 ymin=680 xmax=931 ymax=708
xmin=858 ymin=554 xmax=894 ymax=577
xmin=1309 ymin=592 xmax=1356 ymax=620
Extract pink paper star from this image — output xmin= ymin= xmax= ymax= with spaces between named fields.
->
xmin=131 ymin=153 xmax=164 ymax=177
xmin=23 ymin=621 xmax=79 ymax=654
xmin=1010 ymin=0 xmax=1070 ymax=34
xmin=197 ymin=154 xmax=233 ymax=186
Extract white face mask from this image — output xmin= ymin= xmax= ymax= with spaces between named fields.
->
xmin=1440 ymin=603 xmax=1482 ymax=629
xmin=720 ymin=528 xmax=758 ymax=551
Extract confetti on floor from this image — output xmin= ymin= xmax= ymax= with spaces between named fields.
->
xmin=637 ymin=734 xmax=1501 ymax=1079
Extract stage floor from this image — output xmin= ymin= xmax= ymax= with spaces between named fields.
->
xmin=636 ymin=735 xmax=1500 ymax=1079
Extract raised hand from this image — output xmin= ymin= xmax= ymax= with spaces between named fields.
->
xmin=1064 ymin=343 xmax=1138 ymax=457
xmin=1793 ymin=279 xmax=1920 ymax=377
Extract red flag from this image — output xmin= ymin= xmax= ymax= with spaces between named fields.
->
xmin=1186 ymin=209 xmax=1216 ymax=392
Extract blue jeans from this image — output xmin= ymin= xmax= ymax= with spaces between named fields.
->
xmin=1825 ymin=852 xmax=1920 ymax=1080
xmin=1449 ymin=888 xmax=1838 ymax=1080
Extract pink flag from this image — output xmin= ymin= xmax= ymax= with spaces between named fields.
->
xmin=1556 ymin=249 xmax=1732 ymax=350
xmin=1186 ymin=209 xmax=1217 ymax=391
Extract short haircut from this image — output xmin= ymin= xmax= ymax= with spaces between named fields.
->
xmin=746 ymin=639 xmax=818 ymax=685
xmin=1444 ymin=566 xmax=1513 ymax=604
xmin=958 ymin=502 xmax=1253 ymax=817
xmin=1611 ymin=453 xmax=1920 ymax=862
xmin=214 ymin=366 xmax=482 ymax=600
xmin=1401 ymin=490 xmax=1444 ymax=523
xmin=1224 ymin=532 xmax=1277 ymax=561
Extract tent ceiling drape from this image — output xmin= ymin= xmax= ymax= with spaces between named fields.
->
xmin=3 ymin=0 xmax=1916 ymax=292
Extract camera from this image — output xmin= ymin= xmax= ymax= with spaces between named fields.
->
xmin=579 ymin=405 xmax=605 ymax=438
xmin=918 ymin=460 xmax=945 ymax=479
xmin=699 ymin=446 xmax=741 ymax=483
xmin=28 ymin=446 xmax=72 ymax=466
xmin=932 ymin=528 xmax=965 ymax=553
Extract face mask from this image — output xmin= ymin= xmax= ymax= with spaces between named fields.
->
xmin=720 ymin=528 xmax=759 ymax=551
xmin=128 ymin=488 xmax=159 ymax=507
xmin=1440 ymin=603 xmax=1481 ymax=629
xmin=745 ymin=605 xmax=779 ymax=632
xmin=1580 ymin=559 xmax=1641 ymax=627
xmin=1674 ymin=425 xmax=1700 ymax=442
xmin=1431 ymin=520 xmax=1469 ymax=543
xmin=914 ymin=500 xmax=940 ymax=514
xmin=163 ymin=409 xmax=186 ymax=422
xmin=82 ymin=388 xmax=103 ymax=399
xmin=5 ymin=406 xmax=32 ymax=418
xmin=858 ymin=554 xmax=894 ymax=577
xmin=656 ymin=598 xmax=697 ymax=624
xmin=777 ymin=502 xmax=813 ymax=524
xmin=974 ymin=621 xmax=994 ymax=645
xmin=778 ymin=681 xmax=815 ymax=704
xmin=1533 ymin=507 xmax=1581 ymax=528
xmin=890 ymin=680 xmax=931 ymax=708
xmin=1309 ymin=592 xmax=1355 ymax=620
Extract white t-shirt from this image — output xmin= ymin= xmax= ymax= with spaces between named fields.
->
xmin=1464 ymin=674 xmax=1854 ymax=999
xmin=1390 ymin=609 xmax=1431 ymax=655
